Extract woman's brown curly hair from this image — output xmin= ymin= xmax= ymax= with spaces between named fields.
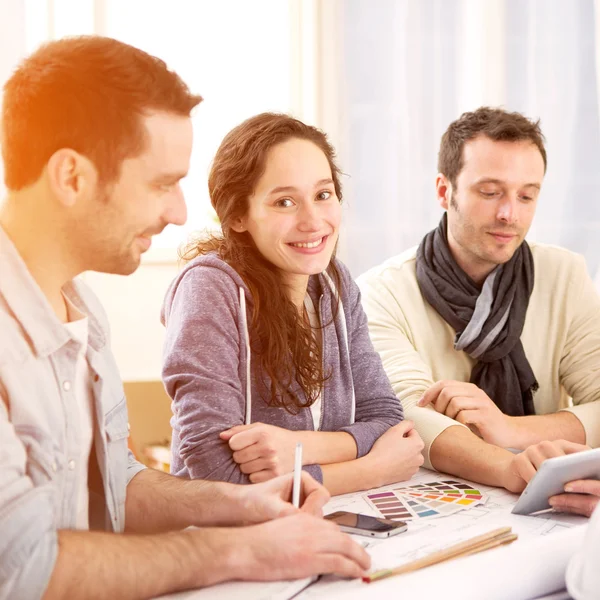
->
xmin=181 ymin=113 xmax=344 ymax=413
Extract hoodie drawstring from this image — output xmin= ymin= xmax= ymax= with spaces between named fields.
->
xmin=239 ymin=287 xmax=252 ymax=425
xmin=238 ymin=274 xmax=355 ymax=426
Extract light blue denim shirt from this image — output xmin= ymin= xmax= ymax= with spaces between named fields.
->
xmin=0 ymin=226 xmax=146 ymax=600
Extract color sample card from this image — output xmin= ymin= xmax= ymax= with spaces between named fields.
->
xmin=365 ymin=480 xmax=487 ymax=522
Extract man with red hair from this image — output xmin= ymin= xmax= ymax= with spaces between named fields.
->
xmin=0 ymin=35 xmax=369 ymax=599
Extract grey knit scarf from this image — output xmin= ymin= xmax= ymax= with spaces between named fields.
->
xmin=416 ymin=214 xmax=537 ymax=416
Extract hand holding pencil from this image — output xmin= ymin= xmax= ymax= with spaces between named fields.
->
xmin=230 ymin=468 xmax=329 ymax=523
xmin=223 ymin=442 xmax=371 ymax=580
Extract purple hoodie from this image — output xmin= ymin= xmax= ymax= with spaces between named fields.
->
xmin=161 ymin=253 xmax=403 ymax=483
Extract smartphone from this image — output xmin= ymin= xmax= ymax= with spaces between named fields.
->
xmin=325 ymin=510 xmax=408 ymax=538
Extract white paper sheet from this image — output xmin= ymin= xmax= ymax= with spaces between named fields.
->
xmin=157 ymin=469 xmax=588 ymax=600
xmin=296 ymin=468 xmax=589 ymax=599
xmin=345 ymin=525 xmax=587 ymax=600
xmin=157 ymin=577 xmax=316 ymax=600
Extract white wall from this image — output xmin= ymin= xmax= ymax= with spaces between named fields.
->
xmin=1 ymin=0 xmax=319 ymax=383
xmin=0 ymin=0 xmax=27 ymax=195
xmin=83 ymin=261 xmax=182 ymax=382
xmin=0 ymin=1 xmax=26 ymax=88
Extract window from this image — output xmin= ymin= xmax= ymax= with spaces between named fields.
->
xmin=18 ymin=0 xmax=320 ymax=260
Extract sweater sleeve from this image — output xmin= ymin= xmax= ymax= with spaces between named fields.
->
xmin=558 ymin=255 xmax=600 ymax=448
xmin=336 ymin=266 xmax=404 ymax=457
xmin=357 ymin=268 xmax=467 ymax=468
xmin=162 ymin=267 xmax=251 ymax=484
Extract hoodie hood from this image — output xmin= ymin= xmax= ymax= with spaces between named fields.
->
xmin=161 ymin=252 xmax=252 ymax=327
xmin=161 ymin=251 xmax=354 ymax=426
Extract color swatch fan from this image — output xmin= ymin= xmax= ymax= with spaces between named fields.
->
xmin=365 ymin=480 xmax=487 ymax=522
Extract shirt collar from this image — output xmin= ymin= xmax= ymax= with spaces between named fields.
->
xmin=0 ymin=225 xmax=106 ymax=357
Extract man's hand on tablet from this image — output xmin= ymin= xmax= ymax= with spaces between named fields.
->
xmin=549 ymin=479 xmax=600 ymax=517
xmin=501 ymin=440 xmax=590 ymax=493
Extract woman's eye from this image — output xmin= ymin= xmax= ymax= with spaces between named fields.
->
xmin=275 ymin=198 xmax=294 ymax=208
xmin=317 ymin=190 xmax=332 ymax=201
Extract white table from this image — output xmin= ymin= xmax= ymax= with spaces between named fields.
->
xmin=297 ymin=468 xmax=586 ymax=599
xmin=160 ymin=468 xmax=587 ymax=600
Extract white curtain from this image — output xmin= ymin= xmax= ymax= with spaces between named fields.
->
xmin=0 ymin=0 xmax=27 ymax=196
xmin=333 ymin=0 xmax=600 ymax=278
xmin=504 ymin=0 xmax=600 ymax=268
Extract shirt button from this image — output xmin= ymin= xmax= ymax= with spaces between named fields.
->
xmin=68 ymin=460 xmax=76 ymax=470
xmin=51 ymin=461 xmax=58 ymax=472
xmin=63 ymin=381 xmax=71 ymax=391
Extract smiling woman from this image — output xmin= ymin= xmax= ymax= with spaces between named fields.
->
xmin=160 ymin=113 xmax=424 ymax=495
xmin=184 ymin=114 xmax=346 ymax=414
xmin=234 ymin=137 xmax=342 ymax=308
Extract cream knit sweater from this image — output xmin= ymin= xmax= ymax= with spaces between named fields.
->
xmin=358 ymin=243 xmax=600 ymax=468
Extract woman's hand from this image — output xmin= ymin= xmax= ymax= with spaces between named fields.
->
xmin=220 ymin=423 xmax=299 ymax=483
xmin=359 ymin=420 xmax=425 ymax=488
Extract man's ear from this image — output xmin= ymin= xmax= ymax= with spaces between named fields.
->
xmin=436 ymin=173 xmax=452 ymax=210
xmin=46 ymin=149 xmax=97 ymax=207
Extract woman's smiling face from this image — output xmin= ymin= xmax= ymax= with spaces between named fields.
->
xmin=237 ymin=137 xmax=342 ymax=284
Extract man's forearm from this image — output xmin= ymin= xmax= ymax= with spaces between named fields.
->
xmin=44 ymin=528 xmax=235 ymax=600
xmin=511 ymin=411 xmax=586 ymax=449
xmin=429 ymin=426 xmax=513 ymax=487
xmin=125 ymin=468 xmax=244 ymax=533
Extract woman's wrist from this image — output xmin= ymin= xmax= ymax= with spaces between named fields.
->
xmin=321 ymin=456 xmax=379 ymax=495
xmin=296 ymin=430 xmax=357 ymax=466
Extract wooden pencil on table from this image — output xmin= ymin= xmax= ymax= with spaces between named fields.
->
xmin=363 ymin=526 xmax=517 ymax=583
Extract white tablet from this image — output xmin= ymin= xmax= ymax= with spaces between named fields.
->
xmin=512 ymin=447 xmax=600 ymax=515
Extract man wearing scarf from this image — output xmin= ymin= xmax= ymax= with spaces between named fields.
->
xmin=359 ymin=107 xmax=599 ymax=495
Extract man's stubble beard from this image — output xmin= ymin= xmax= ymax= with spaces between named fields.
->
xmin=448 ymin=190 xmax=522 ymax=268
xmin=85 ymin=185 xmax=140 ymax=276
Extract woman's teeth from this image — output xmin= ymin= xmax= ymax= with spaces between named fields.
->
xmin=290 ymin=237 xmax=324 ymax=249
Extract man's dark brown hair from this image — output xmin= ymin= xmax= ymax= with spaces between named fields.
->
xmin=438 ymin=107 xmax=547 ymax=185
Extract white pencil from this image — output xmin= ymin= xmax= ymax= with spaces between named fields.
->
xmin=292 ymin=442 xmax=303 ymax=508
